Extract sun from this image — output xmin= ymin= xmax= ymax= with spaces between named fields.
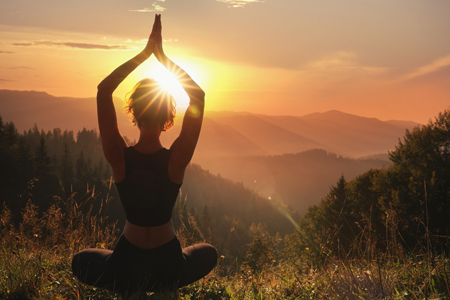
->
xmin=132 ymin=56 xmax=206 ymax=109
xmin=149 ymin=64 xmax=188 ymax=108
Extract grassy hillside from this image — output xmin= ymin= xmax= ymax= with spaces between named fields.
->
xmin=2 ymin=192 xmax=449 ymax=300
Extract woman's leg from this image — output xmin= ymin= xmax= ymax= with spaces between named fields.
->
xmin=178 ymin=243 xmax=218 ymax=287
xmin=72 ymin=248 xmax=115 ymax=289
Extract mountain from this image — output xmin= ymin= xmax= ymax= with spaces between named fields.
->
xmin=385 ymin=119 xmax=422 ymax=129
xmin=160 ymin=117 xmax=268 ymax=160
xmin=0 ymin=90 xmax=137 ymax=140
xmin=199 ymin=149 xmax=391 ymax=213
xmin=0 ymin=89 xmax=422 ymax=213
xmin=256 ymin=110 xmax=419 ymax=157
xmin=0 ymin=90 xmax=419 ymax=161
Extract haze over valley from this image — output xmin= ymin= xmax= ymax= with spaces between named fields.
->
xmin=0 ymin=89 xmax=419 ymax=211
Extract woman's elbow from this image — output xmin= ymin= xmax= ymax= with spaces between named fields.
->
xmin=97 ymin=80 xmax=108 ymax=91
xmin=189 ymin=91 xmax=205 ymax=104
xmin=97 ymin=81 xmax=114 ymax=94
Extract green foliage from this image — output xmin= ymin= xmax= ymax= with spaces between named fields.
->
xmin=243 ymin=236 xmax=274 ymax=274
xmin=2 ymin=110 xmax=450 ymax=299
xmin=1 ymin=117 xmax=299 ymax=274
xmin=179 ymin=278 xmax=229 ymax=300
xmin=0 ymin=190 xmax=120 ymax=300
xmin=290 ymin=109 xmax=450 ymax=267
xmin=1 ymin=184 xmax=450 ymax=299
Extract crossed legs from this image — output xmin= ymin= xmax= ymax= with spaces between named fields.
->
xmin=72 ymin=238 xmax=217 ymax=296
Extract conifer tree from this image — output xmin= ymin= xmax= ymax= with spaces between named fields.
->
xmin=199 ymin=205 xmax=213 ymax=242
xmin=75 ymin=150 xmax=87 ymax=193
xmin=33 ymin=137 xmax=62 ymax=209
xmin=60 ymin=142 xmax=74 ymax=196
xmin=35 ymin=137 xmax=51 ymax=179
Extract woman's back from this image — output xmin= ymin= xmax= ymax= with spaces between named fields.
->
xmin=115 ymin=146 xmax=181 ymax=227
xmin=116 ymin=145 xmax=181 ymax=249
xmin=72 ymin=15 xmax=216 ymax=298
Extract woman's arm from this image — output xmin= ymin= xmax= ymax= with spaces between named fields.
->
xmin=153 ymin=16 xmax=205 ymax=179
xmin=97 ymin=16 xmax=158 ymax=165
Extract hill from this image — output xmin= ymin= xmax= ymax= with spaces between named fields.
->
xmin=199 ymin=149 xmax=391 ymax=213
xmin=1 ymin=90 xmax=420 ymax=161
xmin=0 ymin=90 xmax=418 ymax=212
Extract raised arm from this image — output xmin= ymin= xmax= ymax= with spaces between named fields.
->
xmin=153 ymin=16 xmax=205 ymax=175
xmin=97 ymin=16 xmax=158 ymax=165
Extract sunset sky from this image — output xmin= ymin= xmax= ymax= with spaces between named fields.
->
xmin=1 ymin=0 xmax=449 ymax=123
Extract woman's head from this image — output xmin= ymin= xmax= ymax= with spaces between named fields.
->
xmin=125 ymin=78 xmax=176 ymax=131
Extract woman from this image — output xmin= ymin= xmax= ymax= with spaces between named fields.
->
xmin=72 ymin=15 xmax=217 ymax=298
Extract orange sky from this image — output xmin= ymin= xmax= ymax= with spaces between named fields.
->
xmin=0 ymin=0 xmax=449 ymax=123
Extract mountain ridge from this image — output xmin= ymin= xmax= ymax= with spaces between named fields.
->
xmin=1 ymin=89 xmax=420 ymax=160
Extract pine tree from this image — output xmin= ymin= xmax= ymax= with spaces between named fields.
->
xmin=199 ymin=205 xmax=213 ymax=242
xmin=33 ymin=137 xmax=62 ymax=209
xmin=60 ymin=142 xmax=74 ymax=196
xmin=35 ymin=137 xmax=51 ymax=179
xmin=75 ymin=150 xmax=87 ymax=194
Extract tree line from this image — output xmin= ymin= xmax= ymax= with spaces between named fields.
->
xmin=3 ymin=110 xmax=448 ymax=274
xmin=283 ymin=110 xmax=450 ymax=267
xmin=0 ymin=115 xmax=298 ymax=271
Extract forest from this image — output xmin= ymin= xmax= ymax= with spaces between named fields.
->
xmin=0 ymin=115 xmax=298 ymax=267
xmin=1 ymin=110 xmax=450 ymax=299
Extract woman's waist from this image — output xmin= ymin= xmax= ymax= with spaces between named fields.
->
xmin=123 ymin=219 xmax=177 ymax=249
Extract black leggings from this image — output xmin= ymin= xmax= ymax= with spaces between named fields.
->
xmin=72 ymin=235 xmax=217 ymax=297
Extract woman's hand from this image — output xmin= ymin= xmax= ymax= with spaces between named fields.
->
xmin=152 ymin=14 xmax=167 ymax=62
xmin=143 ymin=14 xmax=161 ymax=56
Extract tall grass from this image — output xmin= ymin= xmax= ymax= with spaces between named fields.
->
xmin=0 ymin=180 xmax=119 ymax=300
xmin=1 ymin=184 xmax=450 ymax=299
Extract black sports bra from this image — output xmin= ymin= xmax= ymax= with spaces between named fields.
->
xmin=115 ymin=146 xmax=182 ymax=226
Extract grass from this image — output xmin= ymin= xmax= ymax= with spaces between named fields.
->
xmin=1 ymin=192 xmax=450 ymax=299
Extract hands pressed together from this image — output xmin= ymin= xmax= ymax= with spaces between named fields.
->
xmin=144 ymin=14 xmax=166 ymax=61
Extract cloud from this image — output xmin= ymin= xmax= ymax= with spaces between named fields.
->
xmin=306 ymin=52 xmax=389 ymax=76
xmin=130 ymin=1 xmax=167 ymax=12
xmin=403 ymin=54 xmax=450 ymax=80
xmin=8 ymin=67 xmax=33 ymax=70
xmin=12 ymin=43 xmax=32 ymax=46
xmin=217 ymin=0 xmax=262 ymax=8
xmin=13 ymin=41 xmax=132 ymax=50
xmin=0 ymin=50 xmax=15 ymax=54
xmin=0 ymin=78 xmax=13 ymax=82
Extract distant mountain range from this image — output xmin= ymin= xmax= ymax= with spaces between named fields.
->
xmin=162 ymin=110 xmax=420 ymax=161
xmin=0 ymin=90 xmax=420 ymax=160
xmin=0 ymin=89 xmax=421 ymax=212
xmin=199 ymin=149 xmax=391 ymax=213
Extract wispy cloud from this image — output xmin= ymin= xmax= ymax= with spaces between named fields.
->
xmin=13 ymin=41 xmax=132 ymax=50
xmin=307 ymin=52 xmax=389 ymax=76
xmin=403 ymin=54 xmax=450 ymax=80
xmin=130 ymin=0 xmax=167 ymax=12
xmin=8 ymin=67 xmax=33 ymax=70
xmin=0 ymin=50 xmax=15 ymax=54
xmin=217 ymin=0 xmax=262 ymax=8
xmin=12 ymin=43 xmax=32 ymax=46
xmin=0 ymin=78 xmax=13 ymax=82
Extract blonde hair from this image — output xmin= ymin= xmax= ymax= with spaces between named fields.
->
xmin=124 ymin=78 xmax=176 ymax=131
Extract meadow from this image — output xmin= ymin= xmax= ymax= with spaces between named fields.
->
xmin=1 ymin=189 xmax=449 ymax=299
xmin=2 ymin=110 xmax=450 ymax=299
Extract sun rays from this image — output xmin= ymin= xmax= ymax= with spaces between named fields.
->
xmin=148 ymin=63 xmax=190 ymax=109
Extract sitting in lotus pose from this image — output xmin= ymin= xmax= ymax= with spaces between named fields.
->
xmin=71 ymin=14 xmax=217 ymax=299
